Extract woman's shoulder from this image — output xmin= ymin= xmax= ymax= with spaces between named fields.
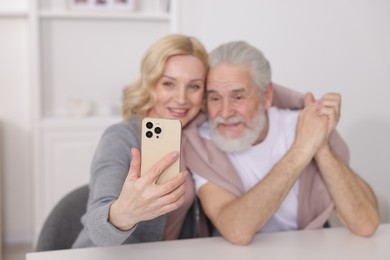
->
xmin=104 ymin=116 xmax=141 ymax=137
xmin=98 ymin=116 xmax=142 ymax=149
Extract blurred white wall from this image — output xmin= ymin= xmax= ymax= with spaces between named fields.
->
xmin=179 ymin=0 xmax=390 ymax=223
xmin=0 ymin=0 xmax=389 ymax=245
xmin=0 ymin=1 xmax=33 ymax=244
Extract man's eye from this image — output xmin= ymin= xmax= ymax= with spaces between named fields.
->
xmin=208 ymin=96 xmax=220 ymax=102
xmin=233 ymin=95 xmax=245 ymax=102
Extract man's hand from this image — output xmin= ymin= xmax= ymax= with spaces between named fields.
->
xmin=293 ymin=92 xmax=328 ymax=158
xmin=318 ymin=93 xmax=341 ymax=138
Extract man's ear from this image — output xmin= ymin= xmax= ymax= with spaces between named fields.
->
xmin=264 ymin=83 xmax=274 ymax=109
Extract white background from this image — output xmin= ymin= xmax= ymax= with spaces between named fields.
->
xmin=0 ymin=0 xmax=389 ymax=245
xmin=179 ymin=0 xmax=390 ymax=224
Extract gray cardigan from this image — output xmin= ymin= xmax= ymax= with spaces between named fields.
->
xmin=72 ymin=116 xmax=196 ymax=248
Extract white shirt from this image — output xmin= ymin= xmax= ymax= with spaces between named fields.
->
xmin=193 ymin=107 xmax=300 ymax=233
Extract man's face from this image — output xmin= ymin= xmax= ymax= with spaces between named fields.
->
xmin=206 ymin=64 xmax=271 ymax=152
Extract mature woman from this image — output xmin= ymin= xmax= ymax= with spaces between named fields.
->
xmin=72 ymin=34 xmax=208 ymax=247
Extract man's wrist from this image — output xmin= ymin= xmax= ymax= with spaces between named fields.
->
xmin=315 ymin=142 xmax=332 ymax=160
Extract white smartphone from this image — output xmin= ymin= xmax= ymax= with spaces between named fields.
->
xmin=140 ymin=117 xmax=182 ymax=184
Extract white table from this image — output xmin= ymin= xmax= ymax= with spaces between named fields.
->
xmin=26 ymin=223 xmax=390 ymax=260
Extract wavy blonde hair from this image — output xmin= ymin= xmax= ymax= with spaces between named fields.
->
xmin=122 ymin=34 xmax=208 ymax=119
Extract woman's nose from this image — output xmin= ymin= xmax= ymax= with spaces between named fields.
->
xmin=175 ymin=86 xmax=187 ymax=104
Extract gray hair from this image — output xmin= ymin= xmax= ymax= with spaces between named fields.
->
xmin=208 ymin=41 xmax=271 ymax=93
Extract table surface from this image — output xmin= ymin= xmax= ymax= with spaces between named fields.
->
xmin=26 ymin=223 xmax=390 ymax=260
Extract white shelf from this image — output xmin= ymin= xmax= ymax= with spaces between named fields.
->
xmin=0 ymin=9 xmax=28 ymax=18
xmin=38 ymin=10 xmax=170 ymax=21
xmin=39 ymin=116 xmax=122 ymax=128
xmin=34 ymin=1 xmax=176 ymax=119
xmin=31 ymin=0 xmax=178 ymax=243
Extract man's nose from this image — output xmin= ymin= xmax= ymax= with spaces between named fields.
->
xmin=220 ymin=99 xmax=235 ymax=119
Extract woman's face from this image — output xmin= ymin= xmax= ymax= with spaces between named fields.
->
xmin=147 ymin=55 xmax=206 ymax=127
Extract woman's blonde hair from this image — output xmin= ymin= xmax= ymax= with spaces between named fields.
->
xmin=122 ymin=34 xmax=208 ymax=119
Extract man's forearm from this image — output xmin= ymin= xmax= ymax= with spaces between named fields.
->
xmin=213 ymin=146 xmax=312 ymax=245
xmin=315 ymin=145 xmax=380 ymax=236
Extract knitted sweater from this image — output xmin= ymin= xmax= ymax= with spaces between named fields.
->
xmin=72 ymin=115 xmax=196 ymax=248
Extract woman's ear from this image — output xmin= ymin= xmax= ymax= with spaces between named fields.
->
xmin=264 ymin=83 xmax=274 ymax=109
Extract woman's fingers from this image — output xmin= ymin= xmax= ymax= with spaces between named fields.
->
xmin=116 ymin=149 xmax=185 ymax=223
xmin=126 ymin=148 xmax=141 ymax=181
xmin=142 ymin=151 xmax=180 ymax=184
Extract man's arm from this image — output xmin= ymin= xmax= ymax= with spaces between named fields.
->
xmin=312 ymin=92 xmax=380 ymax=236
xmin=198 ymin=146 xmax=310 ymax=245
xmin=198 ymin=101 xmax=327 ymax=245
xmin=315 ymin=144 xmax=380 ymax=236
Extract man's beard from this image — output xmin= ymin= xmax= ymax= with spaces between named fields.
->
xmin=209 ymin=106 xmax=266 ymax=153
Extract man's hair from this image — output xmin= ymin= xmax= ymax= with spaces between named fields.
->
xmin=208 ymin=41 xmax=271 ymax=93
xmin=122 ymin=34 xmax=208 ymax=119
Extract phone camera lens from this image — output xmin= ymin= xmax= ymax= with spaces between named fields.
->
xmin=145 ymin=131 xmax=153 ymax=138
xmin=146 ymin=122 xmax=153 ymax=129
xmin=154 ymin=127 xmax=162 ymax=134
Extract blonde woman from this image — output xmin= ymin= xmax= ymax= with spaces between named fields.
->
xmin=73 ymin=34 xmax=208 ymax=247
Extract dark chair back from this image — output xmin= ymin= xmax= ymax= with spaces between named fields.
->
xmin=35 ymin=185 xmax=89 ymax=251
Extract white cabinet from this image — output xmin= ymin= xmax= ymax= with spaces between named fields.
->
xmin=33 ymin=0 xmax=177 ymax=118
xmin=0 ymin=122 xmax=3 ymax=255
xmin=31 ymin=0 xmax=179 ymax=241
xmin=33 ymin=117 xmax=120 ymax=238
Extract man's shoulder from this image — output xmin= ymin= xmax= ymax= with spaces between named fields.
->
xmin=183 ymin=113 xmax=209 ymax=138
xmin=269 ymin=107 xmax=300 ymax=127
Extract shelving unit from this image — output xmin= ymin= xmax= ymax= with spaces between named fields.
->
xmin=0 ymin=2 xmax=30 ymax=248
xmin=0 ymin=122 xmax=3 ymax=260
xmin=30 ymin=0 xmax=179 ymax=242
xmin=0 ymin=10 xmax=28 ymax=17
xmin=38 ymin=10 xmax=170 ymax=20
xmin=32 ymin=0 xmax=177 ymax=120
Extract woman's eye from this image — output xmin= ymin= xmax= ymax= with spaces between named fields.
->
xmin=189 ymin=84 xmax=201 ymax=90
xmin=163 ymin=82 xmax=173 ymax=87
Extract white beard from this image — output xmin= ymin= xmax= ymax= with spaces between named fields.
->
xmin=209 ymin=106 xmax=267 ymax=153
